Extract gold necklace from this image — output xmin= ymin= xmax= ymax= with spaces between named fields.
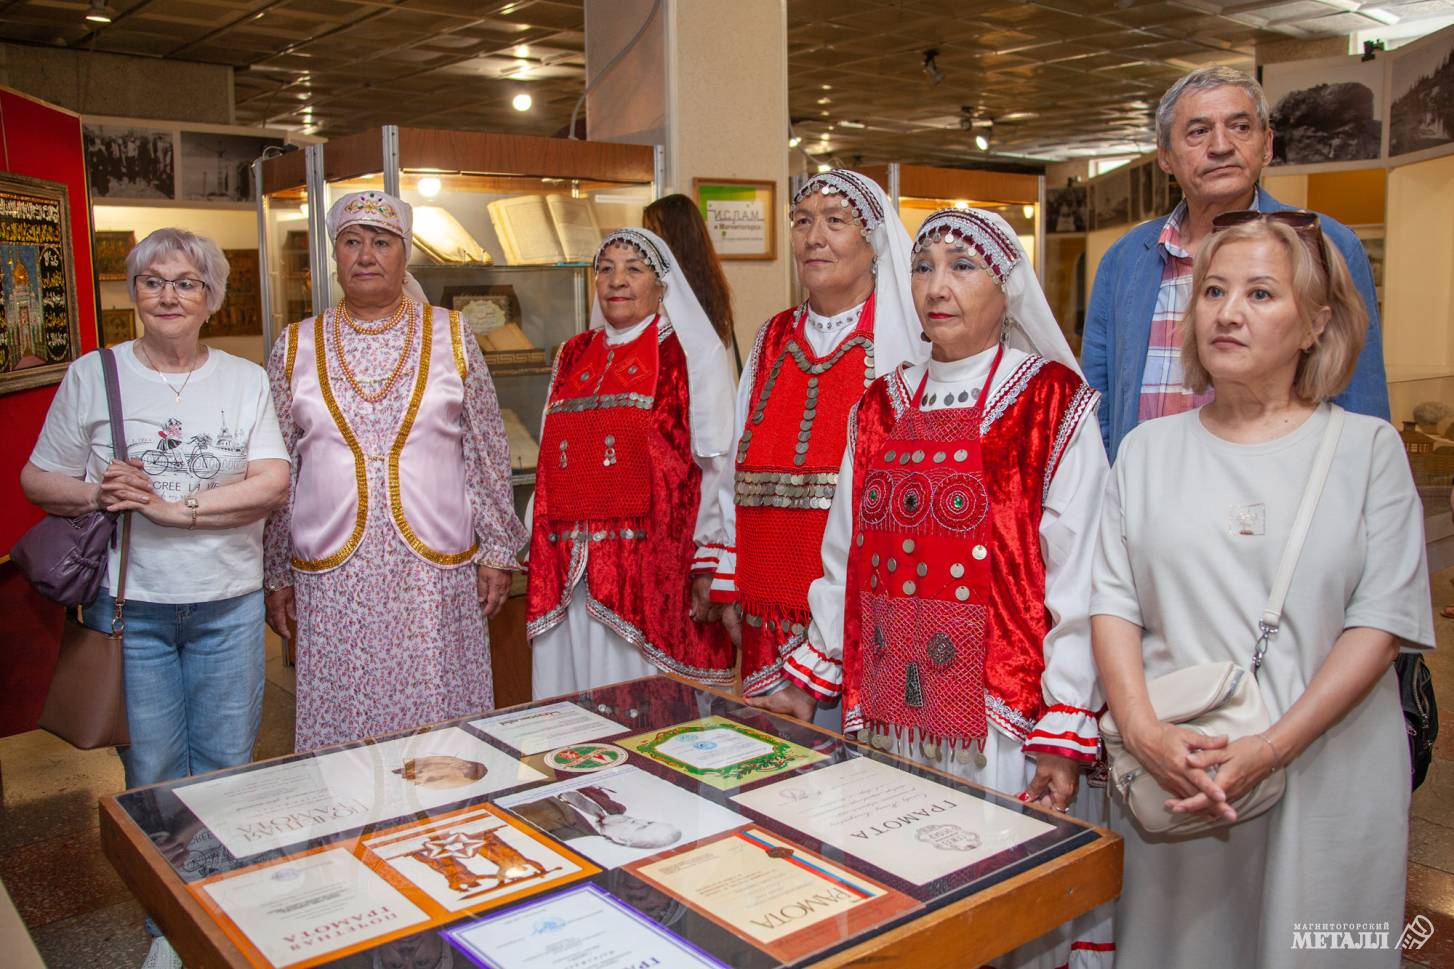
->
xmin=333 ymin=305 xmax=416 ymax=404
xmin=339 ymin=297 xmax=410 ymax=335
xmin=138 ymin=342 xmax=200 ymax=404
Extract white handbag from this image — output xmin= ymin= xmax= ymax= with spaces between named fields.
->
xmin=1101 ymin=405 xmax=1345 ymax=837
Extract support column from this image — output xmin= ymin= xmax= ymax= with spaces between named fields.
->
xmin=585 ymin=0 xmax=792 ymax=357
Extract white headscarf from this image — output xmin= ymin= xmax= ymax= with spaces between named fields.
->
xmin=589 ymin=227 xmax=735 ymax=458
xmin=912 ymin=208 xmax=1081 ymax=375
xmin=791 ymin=170 xmax=928 ymax=376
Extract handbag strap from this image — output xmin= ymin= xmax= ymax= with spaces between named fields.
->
xmin=1251 ymin=403 xmax=1345 ymax=675
xmin=98 ymin=347 xmax=131 ymax=635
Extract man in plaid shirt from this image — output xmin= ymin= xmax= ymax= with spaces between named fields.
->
xmin=1083 ymin=66 xmax=1389 ymax=460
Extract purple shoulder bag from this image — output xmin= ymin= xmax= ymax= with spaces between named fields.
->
xmin=11 ymin=347 xmax=126 ymax=606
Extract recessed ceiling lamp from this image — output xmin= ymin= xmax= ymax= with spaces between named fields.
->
xmin=817 ymin=163 xmax=832 ymax=173
xmin=1022 ymin=204 xmax=1035 ymax=219
xmin=838 ymin=120 xmax=866 ymax=129
xmin=974 ymin=132 xmax=990 ymax=151
xmin=512 ymin=92 xmax=533 ymax=111
xmin=922 ymin=49 xmax=944 ymax=86
xmin=789 ymin=135 xmax=802 ymax=148
xmin=83 ymin=1 xmax=113 ymax=23
xmin=417 ymin=176 xmax=442 ymax=198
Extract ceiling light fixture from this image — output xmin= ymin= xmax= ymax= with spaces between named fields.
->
xmin=817 ymin=163 xmax=832 ymax=173
xmin=512 ymin=92 xmax=533 ymax=111
xmin=922 ymin=49 xmax=944 ymax=86
xmin=838 ymin=119 xmax=865 ymax=129
xmin=789 ymin=135 xmax=802 ymax=148
xmin=83 ymin=1 xmax=113 ymax=23
xmin=974 ymin=133 xmax=989 ymax=151
xmin=817 ymin=97 xmax=831 ymax=104
xmin=417 ymin=176 xmax=442 ymax=198
xmin=1022 ymin=204 xmax=1035 ymax=219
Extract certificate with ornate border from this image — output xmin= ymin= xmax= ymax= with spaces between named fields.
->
xmin=731 ymin=755 xmax=1055 ymax=887
xmin=444 ymin=882 xmax=729 ymax=969
xmin=627 ymin=826 xmax=921 ymax=962
xmin=620 ymin=715 xmax=826 ymax=790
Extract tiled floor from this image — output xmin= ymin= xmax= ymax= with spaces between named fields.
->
xmin=3 ymin=586 xmax=1453 ymax=968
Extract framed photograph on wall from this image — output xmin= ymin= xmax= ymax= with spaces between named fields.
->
xmin=94 ymin=230 xmax=135 ymax=281
xmin=180 ymin=132 xmax=282 ymax=203
xmin=100 ymin=307 xmax=136 ymax=347
xmin=1263 ymin=54 xmax=1384 ymax=165
xmin=83 ymin=124 xmax=176 ymax=200
xmin=0 ymin=173 xmax=82 ymax=393
xmin=1389 ymin=24 xmax=1454 ymax=158
xmin=694 ymin=178 xmax=776 ymax=260
xmin=206 ymin=249 xmax=263 ymax=337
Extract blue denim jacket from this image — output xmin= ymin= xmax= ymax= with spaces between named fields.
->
xmin=1082 ymin=186 xmax=1390 ymax=461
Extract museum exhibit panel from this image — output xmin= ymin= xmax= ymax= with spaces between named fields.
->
xmin=99 ymin=676 xmax=1121 ymax=969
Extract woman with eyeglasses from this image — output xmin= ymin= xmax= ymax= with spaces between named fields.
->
xmin=22 ymin=226 xmax=289 ymax=969
xmin=1091 ymin=212 xmax=1432 ymax=968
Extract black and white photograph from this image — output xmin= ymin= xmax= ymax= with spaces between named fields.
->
xmin=1264 ymin=55 xmax=1384 ymax=165
xmin=84 ymin=124 xmax=175 ymax=200
xmin=1046 ymin=182 xmax=1087 ymax=233
xmin=1390 ymin=25 xmax=1454 ymax=157
xmin=1090 ymin=165 xmax=1130 ymax=230
xmin=180 ymin=132 xmax=282 ymax=202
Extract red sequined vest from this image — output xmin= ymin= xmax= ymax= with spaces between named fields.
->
xmin=526 ymin=320 xmax=733 ymax=685
xmin=735 ymin=297 xmax=876 ymax=694
xmin=841 ymin=356 xmax=1098 ymax=740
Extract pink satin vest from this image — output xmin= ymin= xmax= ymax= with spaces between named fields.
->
xmin=287 ymin=303 xmax=478 ymax=572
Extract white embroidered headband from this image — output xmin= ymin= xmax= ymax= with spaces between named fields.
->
xmin=791 ymin=170 xmax=885 ymax=233
xmin=913 ymin=209 xmax=1021 ymax=286
xmin=596 ymin=229 xmax=670 ymax=278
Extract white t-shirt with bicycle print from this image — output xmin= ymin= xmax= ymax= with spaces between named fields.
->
xmin=29 ymin=341 xmax=289 ymax=604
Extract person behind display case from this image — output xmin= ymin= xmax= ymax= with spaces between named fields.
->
xmin=262 ymin=189 xmax=527 ymax=750
xmin=21 ymin=227 xmax=290 ymax=969
xmin=1081 ymin=65 xmax=1389 ymax=463
xmin=643 ymin=193 xmax=739 ymax=368
xmin=750 ymin=208 xmax=1115 ymax=969
xmin=1091 ymin=213 xmax=1433 ymax=969
xmin=710 ymin=169 xmax=929 ymax=707
xmin=525 ymin=228 xmax=736 ymax=696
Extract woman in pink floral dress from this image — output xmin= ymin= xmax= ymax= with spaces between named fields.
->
xmin=263 ymin=190 xmax=526 ymax=749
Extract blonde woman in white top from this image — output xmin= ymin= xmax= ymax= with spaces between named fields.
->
xmin=1092 ymin=212 xmax=1433 ymax=969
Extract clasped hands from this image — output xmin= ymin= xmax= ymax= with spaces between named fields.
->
xmin=1125 ymin=718 xmax=1282 ymax=824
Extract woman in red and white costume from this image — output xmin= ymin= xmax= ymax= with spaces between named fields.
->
xmin=527 ymin=228 xmax=736 ymax=696
xmin=709 ymin=169 xmax=927 ymax=706
xmin=752 ymin=208 xmax=1113 ymax=969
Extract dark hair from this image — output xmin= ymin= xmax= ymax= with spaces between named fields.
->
xmin=643 ymin=194 xmax=735 ymax=347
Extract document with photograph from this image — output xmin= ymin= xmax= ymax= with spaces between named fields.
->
xmin=176 ymin=727 xmax=546 ymax=858
xmin=444 ymin=883 xmax=728 ymax=969
xmin=471 ymin=702 xmax=627 ymax=756
xmin=195 ymin=848 xmax=429 ymax=967
xmin=731 ymin=756 xmax=1054 ymax=886
xmin=496 ymin=764 xmax=745 ymax=869
xmin=620 ymin=715 xmax=826 ymax=790
xmin=360 ymin=804 xmax=594 ymax=913
xmin=628 ymin=827 xmax=920 ymax=962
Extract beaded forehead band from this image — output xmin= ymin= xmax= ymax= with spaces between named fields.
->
xmin=596 ymin=229 xmax=670 ymax=278
xmin=913 ymin=210 xmax=1021 ymax=286
xmin=791 ymin=170 xmax=885 ymax=235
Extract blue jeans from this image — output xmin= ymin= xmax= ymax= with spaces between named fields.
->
xmin=84 ymin=589 xmax=266 ymax=791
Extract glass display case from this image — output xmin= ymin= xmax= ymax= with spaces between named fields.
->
xmin=258 ymin=127 xmax=660 ymax=523
xmin=99 ymin=676 xmax=1120 ymax=969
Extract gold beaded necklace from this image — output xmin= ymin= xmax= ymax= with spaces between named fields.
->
xmin=333 ymin=302 xmax=417 ymax=404
xmin=339 ymin=296 xmax=410 ymax=335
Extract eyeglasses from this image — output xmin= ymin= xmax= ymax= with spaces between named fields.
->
xmin=134 ymin=275 xmax=208 ymax=299
xmin=1210 ymin=209 xmax=1328 ymax=274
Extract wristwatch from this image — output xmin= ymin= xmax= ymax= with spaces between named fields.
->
xmin=184 ymin=495 xmax=200 ymax=529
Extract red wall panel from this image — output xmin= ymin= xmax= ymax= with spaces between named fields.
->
xmin=0 ymin=87 xmax=98 ymax=552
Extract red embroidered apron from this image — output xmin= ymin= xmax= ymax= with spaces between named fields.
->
xmin=855 ymin=347 xmax=1003 ymax=749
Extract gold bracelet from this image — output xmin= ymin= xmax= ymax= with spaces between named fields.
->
xmin=1254 ymin=732 xmax=1283 ymax=772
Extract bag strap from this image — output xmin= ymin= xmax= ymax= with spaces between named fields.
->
xmin=1251 ymin=403 xmax=1345 ymax=674
xmin=98 ymin=347 xmax=131 ymax=636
